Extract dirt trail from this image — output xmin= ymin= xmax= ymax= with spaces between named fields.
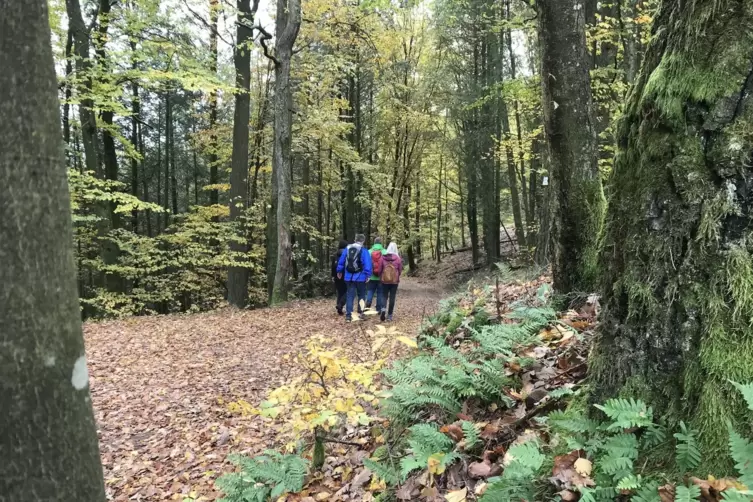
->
xmin=84 ymin=277 xmax=445 ymax=501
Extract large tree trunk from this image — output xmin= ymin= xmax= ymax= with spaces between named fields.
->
xmin=537 ymin=0 xmax=605 ymax=293
xmin=227 ymin=0 xmax=257 ymax=308
xmin=592 ymin=0 xmax=753 ymax=471
xmin=269 ymin=0 xmax=301 ymax=304
xmin=0 ymin=1 xmax=105 ymax=498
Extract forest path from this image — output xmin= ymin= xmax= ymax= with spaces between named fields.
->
xmin=84 ymin=276 xmax=447 ymax=501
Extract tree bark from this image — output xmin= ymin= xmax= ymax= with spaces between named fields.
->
xmin=130 ymin=39 xmax=140 ymax=233
xmin=0 ymin=1 xmax=105 ymax=498
xmin=208 ymin=0 xmax=220 ymax=206
xmin=592 ymin=0 xmax=753 ymax=470
xmin=227 ymin=0 xmax=258 ymax=308
xmin=66 ymin=0 xmax=100 ymax=175
xmin=537 ymin=0 xmax=605 ymax=293
xmin=270 ymin=0 xmax=302 ymax=304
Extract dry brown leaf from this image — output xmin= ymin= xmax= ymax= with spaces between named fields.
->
xmin=558 ymin=489 xmax=578 ymax=501
xmin=550 ymin=450 xmax=595 ymax=489
xmin=658 ymin=484 xmax=675 ymax=502
xmin=468 ymin=459 xmax=502 ymax=479
xmin=440 ymin=423 xmax=465 ymax=443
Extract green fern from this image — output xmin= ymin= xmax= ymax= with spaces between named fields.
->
xmin=216 ymin=451 xmax=308 ymax=502
xmin=594 ymin=398 xmax=653 ymax=430
xmin=631 ymin=482 xmax=661 ymax=502
xmin=673 ymin=421 xmax=701 ymax=472
xmin=616 ymin=474 xmax=642 ymax=490
xmin=721 ymin=489 xmax=753 ymax=501
xmin=399 ymin=424 xmax=459 ymax=479
xmin=548 ymin=410 xmax=600 ymax=434
xmin=363 ymin=457 xmax=400 ymax=486
xmin=480 ymin=441 xmax=544 ymax=502
xmin=460 ymin=421 xmax=481 ymax=450
xmin=731 ymin=381 xmax=753 ymax=411
xmin=673 ymin=484 xmax=701 ymax=502
xmin=728 ymin=427 xmax=753 ymax=487
xmin=642 ymin=423 xmax=668 ymax=449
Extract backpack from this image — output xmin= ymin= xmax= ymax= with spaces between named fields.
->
xmin=381 ymin=260 xmax=399 ymax=284
xmin=371 ymin=250 xmax=383 ymax=276
xmin=345 ymin=245 xmax=364 ymax=274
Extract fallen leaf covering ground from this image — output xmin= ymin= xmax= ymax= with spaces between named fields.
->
xmin=85 ymin=277 xmax=447 ymax=501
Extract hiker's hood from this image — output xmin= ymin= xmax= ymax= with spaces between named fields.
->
xmin=370 ymin=243 xmax=385 ymax=252
xmin=383 ymin=253 xmax=399 ymax=261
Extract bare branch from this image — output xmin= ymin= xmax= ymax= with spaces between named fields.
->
xmin=181 ymin=0 xmax=234 ymax=47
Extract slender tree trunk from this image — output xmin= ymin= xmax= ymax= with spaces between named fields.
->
xmin=436 ymin=153 xmax=442 ymax=263
xmin=0 ymin=2 xmax=105 ymax=498
xmin=592 ymin=0 xmax=753 ymax=470
xmin=623 ymin=0 xmax=643 ymax=84
xmin=270 ymin=0 xmax=302 ymax=303
xmin=63 ymin=31 xmax=73 ymax=151
xmin=227 ymin=0 xmax=258 ymax=308
xmin=66 ymin=0 xmax=100 ymax=175
xmin=130 ymin=40 xmax=140 ymax=233
xmin=163 ymin=91 xmax=171 ymax=229
xmin=208 ymin=0 xmax=220 ymax=205
xmin=537 ymin=0 xmax=605 ymax=292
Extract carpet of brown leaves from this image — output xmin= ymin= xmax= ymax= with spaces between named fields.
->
xmin=84 ymin=277 xmax=446 ymax=501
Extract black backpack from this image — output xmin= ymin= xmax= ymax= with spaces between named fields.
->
xmin=345 ymin=245 xmax=363 ymax=274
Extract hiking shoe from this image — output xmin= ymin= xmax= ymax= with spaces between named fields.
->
xmin=345 ymin=316 xmax=352 ymax=323
xmin=380 ymin=310 xmax=386 ymax=322
xmin=388 ymin=315 xmax=393 ymax=322
xmin=337 ymin=307 xmax=344 ymax=316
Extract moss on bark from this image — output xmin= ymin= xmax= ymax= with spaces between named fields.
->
xmin=592 ymin=0 xmax=753 ymax=472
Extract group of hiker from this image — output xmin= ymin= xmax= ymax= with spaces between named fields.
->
xmin=331 ymin=234 xmax=404 ymax=322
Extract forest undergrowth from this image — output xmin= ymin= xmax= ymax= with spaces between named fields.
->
xmin=208 ymin=264 xmax=753 ymax=502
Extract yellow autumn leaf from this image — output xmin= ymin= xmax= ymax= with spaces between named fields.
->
xmin=396 ymin=336 xmax=418 ymax=348
xmin=574 ymin=458 xmax=592 ymax=476
xmin=445 ymin=487 xmax=467 ymax=502
xmin=427 ymin=453 xmax=446 ymax=475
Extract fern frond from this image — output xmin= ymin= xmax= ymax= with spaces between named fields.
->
xmin=363 ymin=457 xmax=400 ymax=486
xmin=674 ymin=484 xmax=701 ymax=502
xmin=548 ymin=410 xmax=600 ymax=433
xmin=631 ymin=482 xmax=661 ymax=502
xmin=728 ymin=427 xmax=753 ymax=487
xmin=594 ymin=398 xmax=653 ymax=430
xmin=461 ymin=421 xmax=481 ymax=450
xmin=732 ymin=381 xmax=753 ymax=411
xmin=617 ymin=474 xmax=642 ymax=490
xmin=673 ymin=422 xmax=701 ymax=472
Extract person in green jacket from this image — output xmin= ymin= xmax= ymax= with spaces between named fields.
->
xmin=365 ymin=237 xmax=384 ymax=312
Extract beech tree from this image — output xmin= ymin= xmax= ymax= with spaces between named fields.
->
xmin=269 ymin=0 xmax=302 ymax=304
xmin=227 ymin=0 xmax=260 ymax=308
xmin=537 ymin=0 xmax=605 ymax=293
xmin=0 ymin=0 xmax=105 ymax=498
xmin=592 ymin=0 xmax=753 ymax=468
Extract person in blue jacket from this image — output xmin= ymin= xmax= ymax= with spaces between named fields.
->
xmin=336 ymin=233 xmax=373 ymax=322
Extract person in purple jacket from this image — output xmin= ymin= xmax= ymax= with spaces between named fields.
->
xmin=336 ymin=233 xmax=373 ymax=322
xmin=379 ymin=242 xmax=403 ymax=322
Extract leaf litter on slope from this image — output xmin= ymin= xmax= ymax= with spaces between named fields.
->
xmin=85 ymin=277 xmax=446 ymax=501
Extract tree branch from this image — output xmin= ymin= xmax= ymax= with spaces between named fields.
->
xmin=181 ymin=0 xmax=234 ymax=47
xmin=253 ymin=23 xmax=280 ymax=66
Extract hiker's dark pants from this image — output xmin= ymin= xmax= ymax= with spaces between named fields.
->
xmin=366 ymin=280 xmax=383 ymax=311
xmin=345 ymin=281 xmax=366 ymax=318
xmin=381 ymin=284 xmax=399 ymax=316
xmin=334 ymin=278 xmax=347 ymax=311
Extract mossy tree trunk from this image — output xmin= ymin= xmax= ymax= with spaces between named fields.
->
xmin=592 ymin=0 xmax=753 ymax=471
xmin=537 ymin=0 xmax=605 ymax=293
xmin=0 ymin=0 xmax=105 ymax=498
